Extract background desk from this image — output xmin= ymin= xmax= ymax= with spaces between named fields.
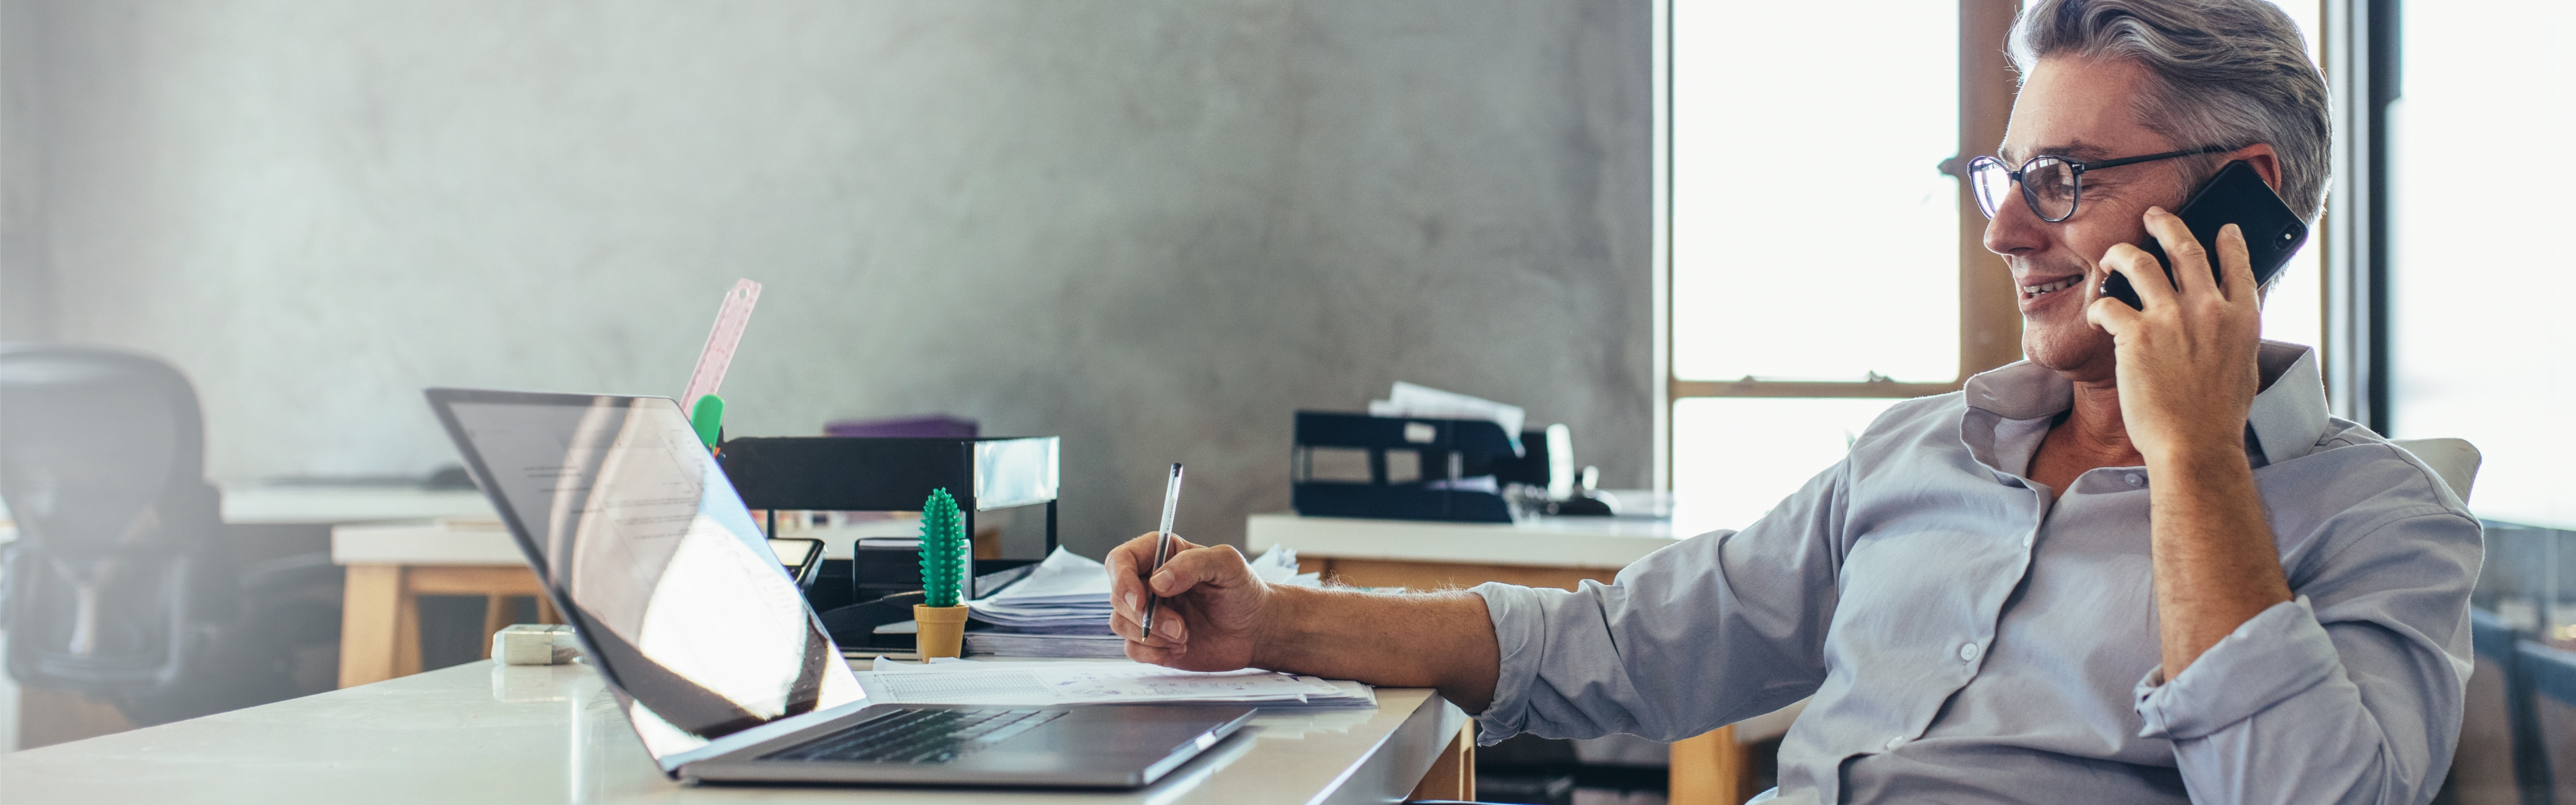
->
xmin=328 ymin=518 xmax=942 ymax=689
xmin=222 ymin=484 xmax=494 ymax=525
xmin=1249 ymin=512 xmax=1787 ymax=805
xmin=0 ymin=660 xmax=1472 ymax=805
xmin=332 ymin=521 xmax=549 ymax=688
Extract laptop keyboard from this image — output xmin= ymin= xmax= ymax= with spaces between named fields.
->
xmin=763 ymin=708 xmax=1065 ymax=764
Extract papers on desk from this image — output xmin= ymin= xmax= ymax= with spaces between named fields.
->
xmin=1367 ymin=381 xmax=1525 ymax=455
xmin=964 ymin=630 xmax=1130 ymax=658
xmin=961 ymin=547 xmax=1118 ymax=629
xmin=856 ymin=658 xmax=1376 ymax=710
xmin=961 ymin=545 xmax=1318 ymax=659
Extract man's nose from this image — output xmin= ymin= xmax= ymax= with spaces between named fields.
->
xmin=1981 ymin=185 xmax=2048 ymax=257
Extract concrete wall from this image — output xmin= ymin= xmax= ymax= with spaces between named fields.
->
xmin=0 ymin=0 xmax=1651 ymax=555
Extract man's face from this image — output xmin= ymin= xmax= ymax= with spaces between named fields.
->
xmin=1984 ymin=57 xmax=2202 ymax=384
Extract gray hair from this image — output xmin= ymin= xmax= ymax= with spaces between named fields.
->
xmin=2009 ymin=0 xmax=2332 ymax=221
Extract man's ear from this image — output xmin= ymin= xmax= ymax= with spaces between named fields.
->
xmin=2227 ymin=144 xmax=2283 ymax=191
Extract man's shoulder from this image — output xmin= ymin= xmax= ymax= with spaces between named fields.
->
xmin=2287 ymin=418 xmax=2473 ymax=515
xmin=1849 ymin=391 xmax=1971 ymax=451
xmin=2263 ymin=419 xmax=2481 ymax=566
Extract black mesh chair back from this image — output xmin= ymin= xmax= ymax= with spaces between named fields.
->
xmin=1 ymin=343 xmax=232 ymax=697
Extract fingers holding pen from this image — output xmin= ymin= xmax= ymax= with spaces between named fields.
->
xmin=1108 ymin=531 xmax=1214 ymax=645
xmin=1109 ymin=535 xmax=1270 ymax=673
xmin=1106 ymin=531 xmax=1156 ymax=613
xmin=1108 ymin=532 xmax=1198 ymax=611
xmin=1146 ymin=545 xmax=1251 ymax=598
xmin=1110 ymin=598 xmax=1188 ymax=646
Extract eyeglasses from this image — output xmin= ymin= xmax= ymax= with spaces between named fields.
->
xmin=1967 ymin=145 xmax=2235 ymax=222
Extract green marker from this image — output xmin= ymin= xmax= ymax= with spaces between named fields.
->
xmin=690 ymin=394 xmax=725 ymax=451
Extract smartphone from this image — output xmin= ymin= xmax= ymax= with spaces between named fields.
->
xmin=2098 ymin=160 xmax=2308 ymax=310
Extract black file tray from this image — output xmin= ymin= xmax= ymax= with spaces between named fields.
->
xmin=1290 ymin=411 xmax=1544 ymax=524
xmin=718 ymin=435 xmax=1058 ymax=617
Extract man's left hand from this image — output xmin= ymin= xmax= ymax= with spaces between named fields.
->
xmin=2086 ymin=208 xmax=2264 ymax=463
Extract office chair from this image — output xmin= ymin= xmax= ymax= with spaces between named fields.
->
xmin=2517 ymin=640 xmax=2576 ymax=804
xmin=2391 ymin=438 xmax=2481 ymax=505
xmin=0 ymin=344 xmax=315 ymax=726
xmin=2452 ymin=608 xmax=2536 ymax=805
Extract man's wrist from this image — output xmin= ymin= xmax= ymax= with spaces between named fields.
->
xmin=1244 ymin=583 xmax=1312 ymax=673
xmin=2142 ymin=430 xmax=2251 ymax=477
xmin=2151 ymin=444 xmax=2248 ymax=474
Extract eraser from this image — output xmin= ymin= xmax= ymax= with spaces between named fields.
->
xmin=494 ymin=624 xmax=582 ymax=665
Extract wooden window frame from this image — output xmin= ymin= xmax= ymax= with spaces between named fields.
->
xmin=1651 ymin=0 xmax=2027 ymax=488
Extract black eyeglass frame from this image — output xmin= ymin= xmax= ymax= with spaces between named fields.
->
xmin=1968 ymin=144 xmax=2238 ymax=223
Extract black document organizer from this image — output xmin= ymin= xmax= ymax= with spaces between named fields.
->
xmin=1290 ymin=411 xmax=1547 ymax=524
xmin=718 ymin=436 xmax=1059 ymax=650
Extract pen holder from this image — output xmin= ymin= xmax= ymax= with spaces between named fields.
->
xmin=913 ymin=604 xmax=969 ymax=659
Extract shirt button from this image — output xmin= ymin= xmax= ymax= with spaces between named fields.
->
xmin=1959 ymin=643 xmax=1980 ymax=662
xmin=2124 ymin=473 xmax=2144 ymax=487
xmin=1884 ymin=735 xmax=1904 ymax=750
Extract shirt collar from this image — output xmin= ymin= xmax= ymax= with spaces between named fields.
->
xmin=1959 ymin=340 xmax=2333 ymax=465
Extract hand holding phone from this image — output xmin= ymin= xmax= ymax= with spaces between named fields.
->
xmin=2099 ymin=160 xmax=2308 ymax=310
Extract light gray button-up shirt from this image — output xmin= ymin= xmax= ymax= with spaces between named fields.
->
xmin=1473 ymin=343 xmax=2480 ymax=804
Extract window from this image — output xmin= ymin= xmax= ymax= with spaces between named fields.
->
xmin=2260 ymin=1 xmax=2326 ymax=352
xmin=1657 ymin=0 xmax=2330 ymax=530
xmin=2387 ymin=0 xmax=2576 ymax=531
xmin=1658 ymin=0 xmax=2019 ymax=528
xmin=1670 ymin=0 xmax=1963 ymax=387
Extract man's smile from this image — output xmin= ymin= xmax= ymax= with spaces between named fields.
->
xmin=2018 ymin=274 xmax=2085 ymax=301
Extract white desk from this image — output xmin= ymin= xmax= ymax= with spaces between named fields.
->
xmin=1248 ymin=511 xmax=1682 ymax=571
xmin=222 ymin=484 xmax=494 ymax=525
xmin=0 ymin=661 xmax=1471 ymax=805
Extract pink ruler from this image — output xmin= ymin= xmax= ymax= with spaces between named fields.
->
xmin=681 ymin=278 xmax=763 ymax=414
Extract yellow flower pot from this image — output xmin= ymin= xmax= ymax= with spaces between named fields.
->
xmin=913 ymin=604 xmax=969 ymax=660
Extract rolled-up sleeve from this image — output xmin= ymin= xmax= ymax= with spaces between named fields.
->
xmin=2132 ymin=509 xmax=2480 ymax=804
xmin=1469 ymin=458 xmax=1852 ymax=745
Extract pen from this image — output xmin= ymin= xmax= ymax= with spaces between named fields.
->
xmin=1143 ymin=463 xmax=1184 ymax=637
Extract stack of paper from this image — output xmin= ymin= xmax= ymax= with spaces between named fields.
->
xmin=963 ymin=630 xmax=1130 ymax=659
xmin=961 ymin=545 xmax=1317 ymax=658
xmin=857 ymin=658 xmax=1376 ymax=710
xmin=1367 ymin=381 xmax=1526 ymax=456
xmin=962 ymin=548 xmax=1120 ymax=629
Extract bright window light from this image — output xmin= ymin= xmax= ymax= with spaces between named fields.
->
xmin=1670 ymin=0 xmax=1959 ymax=383
xmin=1672 ymin=397 xmax=1905 ymax=533
xmin=2388 ymin=0 xmax=2576 ymax=529
xmin=2258 ymin=0 xmax=2324 ymax=350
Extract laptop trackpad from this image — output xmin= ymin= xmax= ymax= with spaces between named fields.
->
xmin=973 ymin=705 xmax=1248 ymax=765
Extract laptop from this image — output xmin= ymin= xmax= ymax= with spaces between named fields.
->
xmin=424 ymin=388 xmax=1256 ymax=788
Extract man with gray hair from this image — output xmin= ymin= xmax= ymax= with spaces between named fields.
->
xmin=1108 ymin=0 xmax=2477 ymax=801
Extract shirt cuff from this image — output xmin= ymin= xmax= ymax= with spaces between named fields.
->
xmin=2133 ymin=596 xmax=2340 ymax=740
xmin=1469 ymin=581 xmax=1547 ymax=744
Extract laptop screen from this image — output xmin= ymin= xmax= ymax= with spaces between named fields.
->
xmin=428 ymin=390 xmax=865 ymax=768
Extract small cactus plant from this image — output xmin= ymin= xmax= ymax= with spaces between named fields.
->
xmin=918 ymin=489 xmax=967 ymax=607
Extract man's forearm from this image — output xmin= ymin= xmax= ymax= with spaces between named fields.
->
xmin=1248 ymin=585 xmax=1502 ymax=713
xmin=2147 ymin=445 xmax=2294 ymax=675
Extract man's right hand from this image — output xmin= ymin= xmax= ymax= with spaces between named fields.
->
xmin=1106 ymin=532 xmax=1274 ymax=671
